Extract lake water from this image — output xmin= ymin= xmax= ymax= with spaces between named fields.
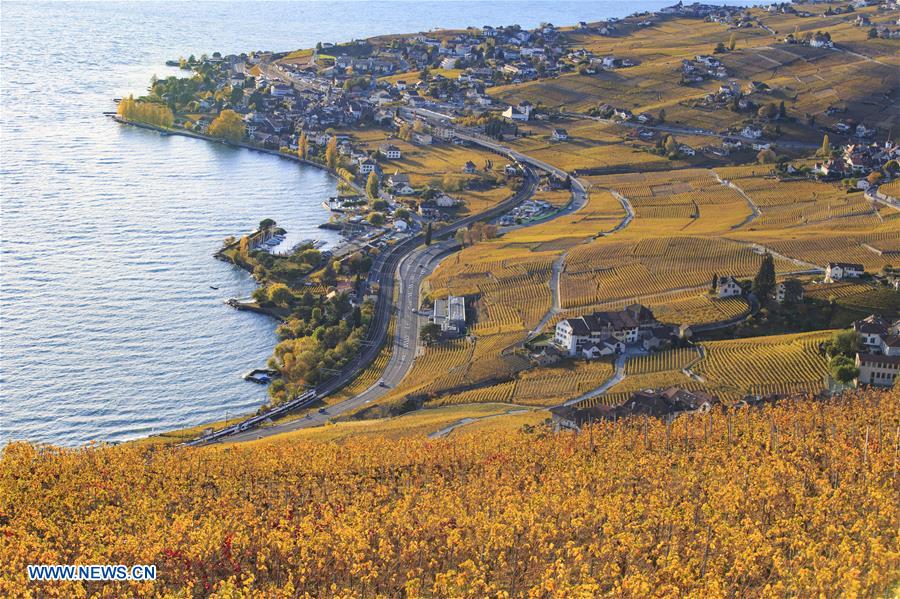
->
xmin=1 ymin=0 xmax=749 ymax=446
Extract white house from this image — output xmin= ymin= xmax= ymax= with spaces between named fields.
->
xmin=775 ymin=280 xmax=804 ymax=304
xmin=554 ymin=304 xmax=659 ymax=356
xmin=270 ymin=83 xmax=293 ymax=97
xmin=825 ymin=262 xmax=864 ymax=282
xmin=855 ymin=354 xmax=899 ymax=387
xmin=502 ymin=105 xmax=530 ymax=121
xmin=380 ymin=144 xmax=401 ymax=160
xmin=435 ymin=194 xmax=461 ymax=208
xmin=551 ymin=128 xmax=569 ymax=141
xmin=717 ymin=276 xmax=742 ymax=298
xmin=358 ymin=158 xmax=378 ymax=175
xmin=741 ymin=125 xmax=763 ymax=139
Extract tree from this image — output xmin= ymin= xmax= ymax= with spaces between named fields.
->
xmin=420 ymin=323 xmax=442 ymax=345
xmin=395 ymin=208 xmax=410 ymax=221
xmin=866 ymin=171 xmax=882 ymax=186
xmin=664 ymin=135 xmax=679 ymax=157
xmin=711 ymin=273 xmax=719 ymax=291
xmin=259 ymin=218 xmax=276 ymax=230
xmin=424 ymin=222 xmax=432 ymax=246
xmin=268 ymin=283 xmax=294 ymax=308
xmin=714 ymin=42 xmax=727 ymax=54
xmin=825 ymin=330 xmax=859 ymax=359
xmin=322 ymin=262 xmax=337 ymax=286
xmin=757 ymin=149 xmax=777 ymax=164
xmin=298 ymin=132 xmax=309 ymax=160
xmin=752 ymin=253 xmax=775 ymax=300
xmin=758 ymin=103 xmax=777 ymax=120
xmin=778 ymin=100 xmax=786 ymax=119
xmin=325 ymin=137 xmax=338 ymax=170
xmin=780 ymin=278 xmax=804 ymax=304
xmin=208 ymin=109 xmax=245 ymax=141
xmin=367 ymin=212 xmax=385 ymax=226
xmin=366 ymin=171 xmax=379 ymax=200
xmin=818 ymin=134 xmax=831 ymax=157
xmin=830 ymin=355 xmax=858 ymax=384
xmin=657 ymin=109 xmax=666 ymax=123
xmin=728 ymin=33 xmax=737 ymax=51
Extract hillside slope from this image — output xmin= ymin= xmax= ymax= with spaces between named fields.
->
xmin=1 ymin=390 xmax=897 ymax=597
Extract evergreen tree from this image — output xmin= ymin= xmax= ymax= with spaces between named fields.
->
xmin=711 ymin=273 xmax=719 ymax=291
xmin=752 ymin=253 xmax=776 ymax=300
xmin=424 ymin=222 xmax=432 ymax=246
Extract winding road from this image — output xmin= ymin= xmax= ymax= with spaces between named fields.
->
xmin=200 ymin=163 xmax=540 ymax=443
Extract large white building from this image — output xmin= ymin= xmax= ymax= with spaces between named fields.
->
xmin=554 ymin=304 xmax=664 ymax=357
xmin=825 ymin=262 xmax=865 ymax=282
xmin=432 ymin=296 xmax=466 ymax=335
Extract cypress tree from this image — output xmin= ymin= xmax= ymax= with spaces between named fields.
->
xmin=752 ymin=253 xmax=776 ymax=300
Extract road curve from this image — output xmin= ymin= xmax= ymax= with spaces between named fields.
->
xmin=203 ymin=167 xmax=540 ymax=444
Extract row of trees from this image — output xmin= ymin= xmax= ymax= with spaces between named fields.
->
xmin=116 ymin=96 xmax=174 ymax=128
xmin=455 ymin=221 xmax=498 ymax=247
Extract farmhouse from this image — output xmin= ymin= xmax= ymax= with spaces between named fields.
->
xmin=554 ymin=304 xmax=663 ymax=356
xmin=853 ymin=314 xmax=900 ymax=355
xmin=358 ymin=158 xmax=378 ymax=175
xmin=551 ymin=128 xmax=569 ymax=141
xmin=855 ymin=354 xmax=899 ymax=387
xmin=432 ymin=295 xmax=466 ymax=335
xmin=775 ymin=279 xmax=804 ymax=303
xmin=379 ymin=144 xmax=401 ymax=160
xmin=825 ymin=262 xmax=865 ymax=282
xmin=716 ymin=276 xmax=742 ymax=298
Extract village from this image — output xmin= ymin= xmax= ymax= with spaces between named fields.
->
xmin=120 ymin=0 xmax=900 ymax=441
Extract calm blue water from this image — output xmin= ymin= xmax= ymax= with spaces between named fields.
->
xmin=1 ymin=0 xmax=750 ymax=446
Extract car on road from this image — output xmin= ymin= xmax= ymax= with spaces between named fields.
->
xmin=318 ymin=408 xmax=327 ymax=414
xmin=378 ymin=379 xmax=388 ymax=387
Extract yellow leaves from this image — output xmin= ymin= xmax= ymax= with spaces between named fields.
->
xmin=1 ymin=390 xmax=898 ymax=595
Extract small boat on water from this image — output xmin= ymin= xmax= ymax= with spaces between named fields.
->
xmin=209 ymin=285 xmax=220 ymax=290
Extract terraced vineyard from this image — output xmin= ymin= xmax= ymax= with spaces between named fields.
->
xmin=694 ymin=331 xmax=831 ymax=395
xmin=624 ymin=347 xmax=701 ymax=375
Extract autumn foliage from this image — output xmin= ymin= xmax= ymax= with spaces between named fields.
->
xmin=116 ymin=95 xmax=174 ymax=128
xmin=1 ymin=390 xmax=898 ymax=597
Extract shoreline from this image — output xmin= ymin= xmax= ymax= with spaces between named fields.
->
xmin=110 ymin=115 xmax=366 ymax=194
xmin=113 ymin=114 xmax=356 ymax=435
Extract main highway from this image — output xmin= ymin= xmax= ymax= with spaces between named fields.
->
xmin=199 ymin=163 xmax=539 ymax=444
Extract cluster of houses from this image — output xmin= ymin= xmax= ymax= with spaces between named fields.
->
xmin=814 ymin=141 xmax=899 ymax=185
xmin=498 ymin=198 xmax=554 ymax=226
xmin=681 ymin=54 xmax=728 ymax=83
xmin=551 ymin=386 xmax=719 ymax=428
xmin=784 ymin=30 xmax=834 ymax=48
xmin=553 ymin=304 xmax=681 ymax=359
xmin=852 ymin=314 xmax=900 ymax=387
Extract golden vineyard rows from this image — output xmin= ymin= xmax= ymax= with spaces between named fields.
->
xmin=2 ymin=390 xmax=897 ymax=597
